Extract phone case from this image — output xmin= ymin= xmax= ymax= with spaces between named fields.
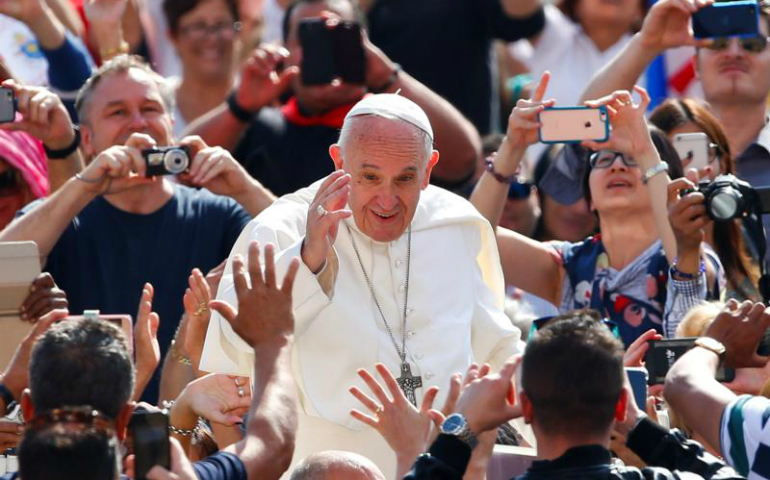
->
xmin=538 ymin=106 xmax=610 ymax=144
xmin=626 ymin=367 xmax=648 ymax=409
xmin=692 ymin=0 xmax=760 ymax=39
xmin=673 ymin=133 xmax=710 ymax=171
xmin=298 ymin=19 xmax=336 ymax=85
xmin=131 ymin=410 xmax=170 ymax=480
xmin=0 ymin=88 xmax=16 ymax=123
xmin=645 ymin=338 xmax=735 ymax=385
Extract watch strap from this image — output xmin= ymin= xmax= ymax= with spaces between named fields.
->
xmin=44 ymin=126 xmax=80 ymax=160
xmin=642 ymin=161 xmax=669 ymax=184
xmin=694 ymin=337 xmax=726 ymax=357
xmin=227 ymin=91 xmax=257 ymax=123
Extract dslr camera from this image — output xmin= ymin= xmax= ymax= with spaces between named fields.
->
xmin=686 ymin=174 xmax=768 ymax=222
xmin=142 ymin=146 xmax=190 ymax=177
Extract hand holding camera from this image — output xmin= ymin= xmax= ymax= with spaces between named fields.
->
xmin=0 ymin=80 xmax=76 ymax=152
xmin=79 ymin=133 xmax=154 ymax=194
xmin=667 ymin=177 xmax=710 ymax=262
xmin=236 ymin=44 xmax=298 ymax=114
xmin=176 ymin=135 xmax=254 ymax=199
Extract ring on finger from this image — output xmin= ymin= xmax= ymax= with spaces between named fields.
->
xmin=374 ymin=405 xmax=383 ymax=417
xmin=316 ymin=205 xmax=327 ymax=217
xmin=238 ymin=387 xmax=245 ymax=398
xmin=234 ymin=377 xmax=242 ymax=387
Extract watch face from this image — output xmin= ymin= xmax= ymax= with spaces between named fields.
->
xmin=441 ymin=414 xmax=465 ymax=435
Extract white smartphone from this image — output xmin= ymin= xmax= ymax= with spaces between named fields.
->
xmin=538 ymin=106 xmax=610 ymax=144
xmin=673 ymin=132 xmax=710 ymax=171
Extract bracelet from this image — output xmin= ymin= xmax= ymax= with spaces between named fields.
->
xmin=0 ymin=383 xmax=15 ymax=409
xmin=170 ymin=340 xmax=192 ymax=366
xmin=44 ymin=126 xmax=80 ymax=160
xmin=226 ymin=91 xmax=257 ymax=123
xmin=484 ymin=156 xmax=518 ymax=184
xmin=670 ymin=258 xmax=706 ymax=280
xmin=370 ymin=63 xmax=402 ymax=94
xmin=642 ymin=161 xmax=669 ymax=184
xmin=169 ymin=422 xmax=202 ymax=437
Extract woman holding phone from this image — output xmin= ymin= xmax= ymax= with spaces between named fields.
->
xmin=471 ymin=73 xmax=723 ymax=345
xmin=649 ymin=99 xmax=760 ymax=301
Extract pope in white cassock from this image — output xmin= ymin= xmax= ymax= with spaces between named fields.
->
xmin=200 ymin=94 xmax=524 ymax=478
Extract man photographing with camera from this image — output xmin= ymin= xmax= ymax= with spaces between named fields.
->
xmin=0 ymin=55 xmax=275 ymax=401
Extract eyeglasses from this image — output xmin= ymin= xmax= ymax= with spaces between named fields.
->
xmin=178 ymin=21 xmax=241 ymax=41
xmin=589 ymin=150 xmax=638 ymax=170
xmin=0 ymin=169 xmax=20 ymax=197
xmin=705 ymin=35 xmax=770 ymax=53
xmin=508 ymin=179 xmax=533 ymax=200
xmin=528 ymin=314 xmax=621 ymax=342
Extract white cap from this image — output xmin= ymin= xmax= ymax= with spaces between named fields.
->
xmin=344 ymin=94 xmax=433 ymax=140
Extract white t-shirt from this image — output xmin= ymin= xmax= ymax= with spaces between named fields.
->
xmin=721 ymin=394 xmax=770 ymax=479
xmin=0 ymin=15 xmax=49 ymax=87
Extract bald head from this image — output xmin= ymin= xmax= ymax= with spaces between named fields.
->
xmin=338 ymin=115 xmax=433 ymax=167
xmin=290 ymin=451 xmax=386 ymax=480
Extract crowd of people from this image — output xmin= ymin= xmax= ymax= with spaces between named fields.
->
xmin=3 ymin=0 xmax=770 ymax=478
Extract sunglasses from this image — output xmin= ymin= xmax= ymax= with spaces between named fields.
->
xmin=528 ymin=314 xmax=621 ymax=342
xmin=705 ymin=36 xmax=770 ymax=53
xmin=0 ymin=169 xmax=19 ymax=197
xmin=508 ymin=179 xmax=533 ymax=200
xmin=589 ymin=150 xmax=638 ymax=170
xmin=29 ymin=406 xmax=115 ymax=431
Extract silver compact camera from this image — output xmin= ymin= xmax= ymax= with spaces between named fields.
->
xmin=142 ymin=146 xmax=190 ymax=177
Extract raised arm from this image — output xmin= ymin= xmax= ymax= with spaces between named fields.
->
xmin=580 ymin=0 xmax=713 ymax=103
xmin=0 ymin=133 xmax=156 ymax=260
xmin=211 ymin=242 xmax=300 ymax=480
xmin=469 ymin=73 xmax=563 ymax=304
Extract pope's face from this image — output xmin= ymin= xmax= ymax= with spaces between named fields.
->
xmin=331 ymin=116 xmax=439 ymax=242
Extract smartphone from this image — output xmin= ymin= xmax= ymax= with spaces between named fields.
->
xmin=298 ymin=18 xmax=366 ymax=86
xmin=645 ymin=338 xmax=735 ymax=385
xmin=625 ymin=367 xmax=649 ymax=408
xmin=0 ymin=241 xmax=40 ymax=371
xmin=673 ymin=132 xmax=710 ymax=171
xmin=538 ymin=106 xmax=609 ymax=144
xmin=692 ymin=1 xmax=759 ymax=39
xmin=130 ymin=410 xmax=170 ymax=480
xmin=0 ymin=88 xmax=15 ymax=123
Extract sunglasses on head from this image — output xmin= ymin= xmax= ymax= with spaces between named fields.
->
xmin=588 ymin=150 xmax=638 ymax=170
xmin=705 ymin=35 xmax=770 ymax=53
xmin=528 ymin=314 xmax=621 ymax=342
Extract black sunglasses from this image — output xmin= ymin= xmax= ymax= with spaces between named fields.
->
xmin=705 ymin=36 xmax=770 ymax=53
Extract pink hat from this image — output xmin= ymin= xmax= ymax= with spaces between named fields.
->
xmin=0 ymin=128 xmax=48 ymax=199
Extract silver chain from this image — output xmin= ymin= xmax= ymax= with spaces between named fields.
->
xmin=346 ymin=223 xmax=411 ymax=363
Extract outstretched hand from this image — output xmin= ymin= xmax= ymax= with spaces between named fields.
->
xmin=456 ymin=357 xmax=523 ymax=435
xmin=302 ymin=170 xmax=352 ymax=273
xmin=705 ymin=300 xmax=770 ymax=369
xmin=210 ymin=242 xmax=299 ymax=347
xmin=639 ymin=0 xmax=714 ymax=53
xmin=349 ymin=364 xmax=439 ymax=468
xmin=504 ymin=71 xmax=555 ymax=152
xmin=133 ymin=283 xmax=160 ymax=401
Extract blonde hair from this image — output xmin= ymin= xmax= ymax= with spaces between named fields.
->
xmin=675 ymin=301 xmax=723 ymax=338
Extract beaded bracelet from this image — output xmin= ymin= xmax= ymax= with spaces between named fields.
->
xmin=670 ymin=258 xmax=706 ymax=280
xmin=484 ymin=156 xmax=518 ymax=185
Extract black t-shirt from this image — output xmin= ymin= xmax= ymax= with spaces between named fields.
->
xmin=233 ymin=107 xmax=340 ymax=197
xmin=20 ymin=185 xmax=251 ymax=401
xmin=367 ymin=0 xmax=545 ymax=135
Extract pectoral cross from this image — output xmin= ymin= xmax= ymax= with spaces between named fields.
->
xmin=396 ymin=362 xmax=422 ymax=406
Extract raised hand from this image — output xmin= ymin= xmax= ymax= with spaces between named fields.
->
xmin=583 ymin=87 xmax=657 ymax=167
xmin=639 ymin=0 xmax=714 ymax=53
xmin=0 ymin=0 xmax=46 ymax=24
xmin=504 ymin=71 xmax=555 ymax=152
xmin=704 ymin=300 xmax=770 ymax=369
xmin=183 ymin=267 xmax=213 ymax=371
xmin=666 ymin=177 xmax=710 ymax=262
xmin=235 ymin=45 xmax=299 ymax=113
xmin=349 ymin=363 xmax=440 ymax=470
xmin=210 ymin=242 xmax=300 ymax=347
xmin=133 ymin=283 xmax=160 ymax=401
xmin=456 ymin=356 xmax=522 ymax=435
xmin=624 ymin=328 xmax=662 ymax=367
xmin=83 ymin=0 xmax=127 ymax=25
xmin=1 ymin=80 xmax=75 ymax=151
xmin=19 ymin=272 xmax=68 ymax=323
xmin=301 ymin=170 xmax=352 ymax=273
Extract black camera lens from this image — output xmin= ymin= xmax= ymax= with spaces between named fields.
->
xmin=709 ymin=188 xmax=742 ymax=220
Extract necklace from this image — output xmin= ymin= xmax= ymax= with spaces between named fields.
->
xmin=346 ymin=223 xmax=422 ymax=406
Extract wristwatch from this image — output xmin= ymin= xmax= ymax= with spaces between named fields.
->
xmin=694 ymin=337 xmax=726 ymax=357
xmin=642 ymin=161 xmax=669 ymax=184
xmin=441 ymin=413 xmax=478 ymax=449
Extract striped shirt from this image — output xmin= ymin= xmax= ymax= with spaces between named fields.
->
xmin=721 ymin=395 xmax=770 ymax=479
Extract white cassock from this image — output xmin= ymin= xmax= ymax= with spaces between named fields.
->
xmin=200 ymin=179 xmax=524 ymax=478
